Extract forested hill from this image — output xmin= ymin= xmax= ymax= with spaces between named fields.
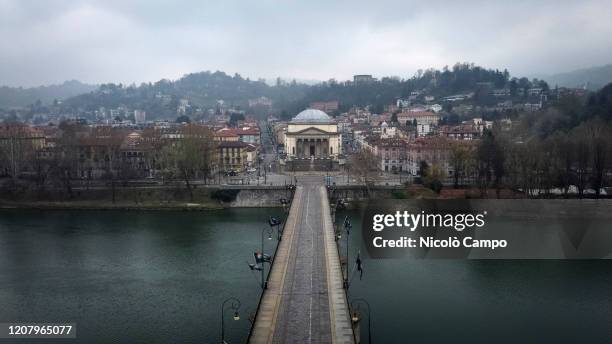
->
xmin=62 ymin=71 xmax=310 ymax=118
xmin=0 ymin=80 xmax=97 ymax=108
xmin=59 ymin=63 xmax=549 ymax=118
xmin=541 ymin=64 xmax=612 ymax=90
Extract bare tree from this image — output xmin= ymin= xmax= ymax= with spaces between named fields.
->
xmin=350 ymin=148 xmax=378 ymax=196
xmin=175 ymin=124 xmax=216 ymax=202
xmin=571 ymin=125 xmax=590 ymax=198
xmin=550 ymin=132 xmax=574 ymax=197
xmin=583 ymin=119 xmax=611 ymax=198
xmin=450 ymin=143 xmax=471 ymax=188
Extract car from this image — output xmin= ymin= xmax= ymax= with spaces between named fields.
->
xmin=246 ymin=168 xmax=257 ymax=173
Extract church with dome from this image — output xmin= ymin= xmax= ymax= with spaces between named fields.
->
xmin=283 ymin=109 xmax=342 ymax=170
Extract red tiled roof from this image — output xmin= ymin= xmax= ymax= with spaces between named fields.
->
xmin=218 ymin=141 xmax=249 ymax=148
xmin=215 ymin=127 xmax=260 ymax=137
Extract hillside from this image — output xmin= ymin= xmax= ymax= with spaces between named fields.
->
xmin=542 ymin=64 xmax=612 ymax=90
xmin=58 ymin=64 xmax=548 ymax=121
xmin=0 ymin=80 xmax=98 ymax=108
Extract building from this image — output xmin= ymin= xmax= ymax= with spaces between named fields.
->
xmin=134 ymin=110 xmax=146 ymax=124
xmin=248 ymin=96 xmax=273 ymax=107
xmin=0 ymin=124 xmax=46 ymax=177
xmin=396 ymin=99 xmax=411 ymax=108
xmin=353 ymin=75 xmax=375 ymax=83
xmin=310 ymin=101 xmax=339 ymax=113
xmin=417 ymin=123 xmax=432 ymax=137
xmin=368 ymin=137 xmax=407 ymax=172
xmin=214 ymin=129 xmax=239 ymax=142
xmin=119 ymin=131 xmax=153 ymax=177
xmin=397 ymin=111 xmax=440 ymax=126
xmin=284 ymin=109 xmax=342 ymax=167
xmin=439 ymin=124 xmax=481 ymax=140
xmin=426 ymin=104 xmax=443 ymax=113
xmin=214 ymin=126 xmax=260 ymax=144
xmin=406 ymin=137 xmax=454 ymax=177
xmin=235 ymin=127 xmax=260 ymax=144
xmin=218 ymin=141 xmax=249 ymax=172
xmin=492 ymin=88 xmax=511 ymax=97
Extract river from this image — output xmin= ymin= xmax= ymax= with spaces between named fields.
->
xmin=1 ymin=207 xmax=611 ymax=344
xmin=336 ymin=208 xmax=612 ymax=344
xmin=0 ymin=209 xmax=283 ymax=344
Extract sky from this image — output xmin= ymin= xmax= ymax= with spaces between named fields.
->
xmin=1 ymin=0 xmax=612 ymax=87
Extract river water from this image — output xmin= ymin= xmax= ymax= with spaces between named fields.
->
xmin=1 ymin=208 xmax=611 ymax=344
xmin=0 ymin=209 xmax=282 ymax=344
xmin=337 ymin=208 xmax=612 ymax=344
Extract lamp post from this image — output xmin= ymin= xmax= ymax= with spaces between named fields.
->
xmin=260 ymin=227 xmax=273 ymax=289
xmin=220 ymin=297 xmax=241 ymax=344
xmin=269 ymin=215 xmax=283 ymax=241
xmin=279 ymin=198 xmax=288 ymax=214
xmin=343 ymin=216 xmax=352 ymax=289
xmin=350 ymin=298 xmax=372 ymax=344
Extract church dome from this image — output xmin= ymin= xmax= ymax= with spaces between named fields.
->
xmin=291 ymin=109 xmax=332 ymax=123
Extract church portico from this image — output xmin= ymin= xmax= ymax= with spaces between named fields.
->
xmin=295 ymin=137 xmax=330 ymax=159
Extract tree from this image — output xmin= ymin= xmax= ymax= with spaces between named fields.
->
xmin=476 ymin=131 xmax=494 ymax=197
xmin=423 ymin=163 xmax=445 ymax=193
xmin=550 ymin=132 xmax=574 ymax=197
xmin=581 ymin=119 xmax=611 ymax=198
xmin=0 ymin=123 xmax=38 ymax=182
xmin=229 ymin=113 xmax=245 ymax=127
xmin=46 ymin=121 xmax=86 ymax=199
xmin=474 ymin=128 xmax=507 ymax=197
xmin=390 ymin=112 xmax=398 ymax=124
xmin=571 ymin=125 xmax=590 ymax=198
xmin=174 ymin=124 xmax=216 ymax=202
xmin=418 ymin=160 xmax=429 ymax=180
xmin=450 ymin=143 xmax=471 ymax=188
xmin=350 ymin=149 xmax=378 ymax=195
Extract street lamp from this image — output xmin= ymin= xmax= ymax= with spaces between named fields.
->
xmin=350 ymin=298 xmax=372 ymax=344
xmin=248 ymin=227 xmax=274 ymax=289
xmin=269 ymin=215 xmax=283 ymax=241
xmin=279 ymin=198 xmax=288 ymax=213
xmin=343 ymin=216 xmax=352 ymax=289
xmin=220 ymin=297 xmax=241 ymax=344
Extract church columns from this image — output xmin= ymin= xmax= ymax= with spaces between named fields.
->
xmin=290 ymin=136 xmax=334 ymax=159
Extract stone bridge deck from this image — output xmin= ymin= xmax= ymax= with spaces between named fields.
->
xmin=248 ymin=179 xmax=354 ymax=344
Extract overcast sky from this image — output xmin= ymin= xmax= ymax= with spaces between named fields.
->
xmin=1 ymin=0 xmax=612 ymax=87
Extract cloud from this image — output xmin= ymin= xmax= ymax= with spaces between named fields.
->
xmin=1 ymin=0 xmax=611 ymax=86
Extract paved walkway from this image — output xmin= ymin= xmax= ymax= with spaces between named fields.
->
xmin=249 ymin=177 xmax=354 ymax=344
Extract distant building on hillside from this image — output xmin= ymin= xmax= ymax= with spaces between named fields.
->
xmin=397 ymin=111 xmax=440 ymax=126
xmin=134 ymin=110 xmax=146 ymax=124
xmin=353 ymin=74 xmax=375 ymax=83
xmin=310 ymin=101 xmax=339 ymax=113
xmin=248 ymin=96 xmax=272 ymax=107
xmin=396 ymin=99 xmax=411 ymax=108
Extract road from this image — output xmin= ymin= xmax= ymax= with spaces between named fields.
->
xmin=272 ymin=177 xmax=332 ymax=343
xmin=249 ymin=175 xmax=354 ymax=344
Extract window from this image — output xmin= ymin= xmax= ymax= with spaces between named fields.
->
xmin=330 ymin=147 xmax=333 ymax=155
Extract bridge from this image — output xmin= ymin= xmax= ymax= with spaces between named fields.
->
xmin=248 ymin=176 xmax=355 ymax=344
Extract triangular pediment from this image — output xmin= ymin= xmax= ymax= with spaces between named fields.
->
xmin=291 ymin=127 xmax=335 ymax=135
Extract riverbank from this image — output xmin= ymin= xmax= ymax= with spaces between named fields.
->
xmin=0 ymin=200 xmax=226 ymax=211
xmin=0 ymin=185 xmax=296 ymax=210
